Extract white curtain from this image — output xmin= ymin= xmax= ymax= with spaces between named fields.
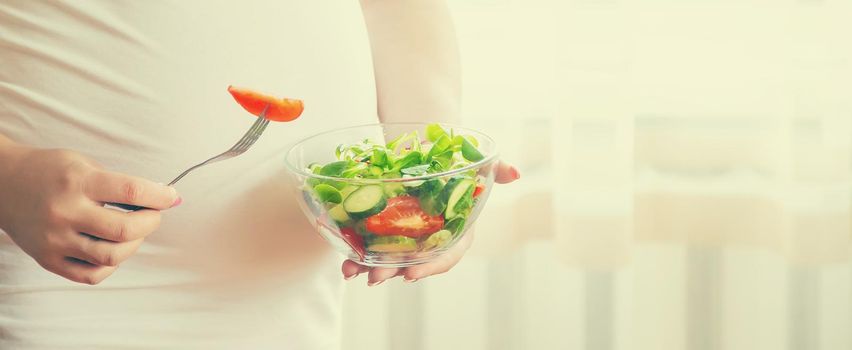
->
xmin=342 ymin=0 xmax=852 ymax=349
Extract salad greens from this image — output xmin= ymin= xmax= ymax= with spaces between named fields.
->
xmin=305 ymin=123 xmax=488 ymax=260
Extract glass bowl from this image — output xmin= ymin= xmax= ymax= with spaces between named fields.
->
xmin=284 ymin=123 xmax=498 ymax=267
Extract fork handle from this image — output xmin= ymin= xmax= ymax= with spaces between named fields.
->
xmin=102 ymin=107 xmax=270 ymax=213
xmin=105 ymin=202 xmax=147 ymax=212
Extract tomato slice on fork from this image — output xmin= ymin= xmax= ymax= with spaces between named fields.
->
xmin=227 ymin=85 xmax=304 ymax=122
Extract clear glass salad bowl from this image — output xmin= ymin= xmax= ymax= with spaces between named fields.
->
xmin=284 ymin=123 xmax=498 ymax=267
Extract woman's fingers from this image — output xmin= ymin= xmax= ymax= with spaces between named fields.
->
xmin=71 ymin=206 xmax=162 ymax=242
xmin=402 ymin=230 xmax=473 ymax=281
xmin=83 ymin=169 xmax=179 ymax=210
xmin=40 ymin=257 xmax=118 ymax=285
xmin=0 ymin=147 xmax=174 ymax=285
xmin=494 ymin=161 xmax=520 ymax=184
xmin=367 ymin=267 xmax=402 ymax=286
xmin=342 ymin=232 xmax=475 ymax=284
xmin=66 ymin=233 xmax=145 ymax=267
xmin=342 ymin=260 xmax=370 ymax=280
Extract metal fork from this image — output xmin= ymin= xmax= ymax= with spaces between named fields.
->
xmin=108 ymin=105 xmax=271 ymax=211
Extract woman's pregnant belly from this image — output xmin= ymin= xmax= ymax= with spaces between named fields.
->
xmin=0 ymin=1 xmax=376 ymax=347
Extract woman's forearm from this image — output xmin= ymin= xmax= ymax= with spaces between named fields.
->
xmin=360 ymin=0 xmax=461 ymax=124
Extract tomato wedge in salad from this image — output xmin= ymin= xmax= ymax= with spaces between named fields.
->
xmin=473 ymin=183 xmax=486 ymax=198
xmin=227 ymin=85 xmax=304 ymax=122
xmin=365 ymin=196 xmax=444 ymax=238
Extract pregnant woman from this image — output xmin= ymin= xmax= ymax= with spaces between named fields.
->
xmin=0 ymin=1 xmax=518 ymax=348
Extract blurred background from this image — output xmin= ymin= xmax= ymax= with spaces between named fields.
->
xmin=343 ymin=0 xmax=852 ymax=349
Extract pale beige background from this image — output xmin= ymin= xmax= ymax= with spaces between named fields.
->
xmin=341 ymin=0 xmax=852 ymax=349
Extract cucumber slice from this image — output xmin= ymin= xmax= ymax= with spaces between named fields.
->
xmin=422 ymin=230 xmax=452 ymax=250
xmin=343 ymin=185 xmax=387 ymax=219
xmin=329 ymin=204 xmax=351 ymax=223
xmin=367 ymin=235 xmax=418 ymax=253
xmin=340 ymin=186 xmax=359 ymax=200
xmin=441 ymin=178 xmax=476 ymax=219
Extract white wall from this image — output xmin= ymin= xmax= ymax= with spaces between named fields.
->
xmin=342 ymin=0 xmax=852 ymax=349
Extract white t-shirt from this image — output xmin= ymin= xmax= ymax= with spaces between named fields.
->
xmin=0 ymin=1 xmax=378 ymax=348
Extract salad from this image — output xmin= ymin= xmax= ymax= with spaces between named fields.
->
xmin=304 ymin=124 xmax=488 ymax=260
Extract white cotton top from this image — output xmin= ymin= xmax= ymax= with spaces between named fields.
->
xmin=0 ymin=1 xmax=378 ymax=348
